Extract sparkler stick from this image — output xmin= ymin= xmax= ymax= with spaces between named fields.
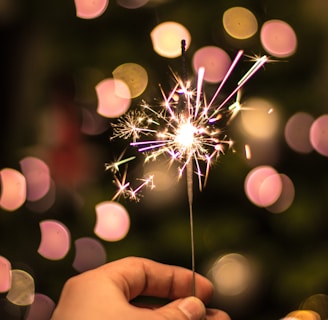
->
xmin=179 ymin=39 xmax=197 ymax=296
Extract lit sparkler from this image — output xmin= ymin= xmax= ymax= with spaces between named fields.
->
xmin=111 ymin=49 xmax=267 ymax=192
xmin=109 ymin=48 xmax=268 ymax=294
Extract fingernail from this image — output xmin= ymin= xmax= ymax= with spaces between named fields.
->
xmin=178 ymin=296 xmax=206 ymax=320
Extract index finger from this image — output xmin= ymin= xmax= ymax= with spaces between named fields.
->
xmin=103 ymin=257 xmax=214 ymax=302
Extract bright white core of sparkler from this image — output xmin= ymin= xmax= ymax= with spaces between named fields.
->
xmin=175 ymin=121 xmax=195 ymax=150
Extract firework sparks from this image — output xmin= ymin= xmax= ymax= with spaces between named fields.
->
xmin=105 ymin=155 xmax=136 ymax=173
xmin=111 ymin=50 xmax=268 ymax=193
xmin=111 ymin=167 xmax=155 ymax=202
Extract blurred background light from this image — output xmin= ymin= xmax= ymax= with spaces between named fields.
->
xmin=94 ymin=201 xmax=130 ymax=241
xmin=72 ymin=237 xmax=107 ymax=272
xmin=260 ymin=19 xmax=297 ymax=58
xmin=244 ymin=165 xmax=282 ymax=207
xmin=6 ymin=270 xmax=34 ymax=306
xmin=192 ymin=46 xmax=231 ymax=83
xmin=265 ymin=173 xmax=295 ymax=213
xmin=25 ymin=179 xmax=56 ymax=213
xmin=222 ymin=7 xmax=258 ymax=40
xmin=142 ymin=165 xmax=183 ymax=207
xmin=116 ymin=0 xmax=149 ymax=9
xmin=239 ymin=97 xmax=279 ymax=139
xmin=208 ymin=253 xmax=254 ymax=296
xmin=80 ymin=107 xmax=109 ymax=135
xmin=96 ymin=78 xmax=131 ymax=118
xmin=310 ymin=114 xmax=328 ymax=156
xmin=112 ymin=63 xmax=148 ymax=98
xmin=299 ymin=294 xmax=328 ymax=320
xmin=283 ymin=310 xmax=321 ymax=320
xmin=25 ymin=293 xmax=55 ymax=320
xmin=0 ymin=168 xmax=26 ymax=211
xmin=150 ymin=21 xmax=191 ymax=58
xmin=74 ymin=0 xmax=109 ymax=19
xmin=0 ymin=256 xmax=11 ymax=293
xmin=38 ymin=220 xmax=71 ymax=260
xmin=285 ymin=112 xmax=314 ymax=154
xmin=19 ymin=156 xmax=51 ymax=202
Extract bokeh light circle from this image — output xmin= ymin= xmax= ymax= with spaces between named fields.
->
xmin=209 ymin=253 xmax=252 ymax=296
xmin=310 ymin=114 xmax=328 ymax=156
xmin=299 ymin=294 xmax=328 ymax=320
xmin=25 ymin=179 xmax=56 ymax=213
xmin=0 ymin=168 xmax=26 ymax=211
xmin=19 ymin=156 xmax=51 ymax=202
xmin=81 ymin=107 xmax=109 ymax=135
xmin=285 ymin=112 xmax=314 ymax=154
xmin=112 ymin=63 xmax=148 ymax=98
xmin=283 ymin=310 xmax=321 ymax=320
xmin=0 ymin=256 xmax=11 ymax=293
xmin=74 ymin=0 xmax=108 ymax=19
xmin=192 ymin=46 xmax=231 ymax=83
xmin=38 ymin=220 xmax=71 ymax=260
xmin=244 ymin=165 xmax=282 ymax=207
xmin=25 ymin=293 xmax=55 ymax=320
xmin=266 ymin=174 xmax=295 ymax=213
xmin=6 ymin=270 xmax=34 ymax=306
xmin=96 ymin=78 xmax=131 ymax=118
xmin=260 ymin=19 xmax=297 ymax=58
xmin=223 ymin=7 xmax=258 ymax=40
xmin=94 ymin=201 xmax=130 ymax=241
xmin=72 ymin=237 xmax=107 ymax=272
xmin=240 ymin=98 xmax=279 ymax=139
xmin=116 ymin=0 xmax=149 ymax=9
xmin=150 ymin=21 xmax=191 ymax=58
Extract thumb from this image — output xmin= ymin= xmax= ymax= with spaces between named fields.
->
xmin=156 ymin=296 xmax=206 ymax=320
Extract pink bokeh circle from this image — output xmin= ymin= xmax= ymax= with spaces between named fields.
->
xmin=310 ymin=114 xmax=328 ymax=156
xmin=260 ymin=19 xmax=297 ymax=58
xmin=192 ymin=46 xmax=231 ymax=83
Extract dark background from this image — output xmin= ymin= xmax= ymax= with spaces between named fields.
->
xmin=2 ymin=0 xmax=328 ymax=319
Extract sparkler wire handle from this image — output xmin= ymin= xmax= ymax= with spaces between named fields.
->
xmin=180 ymin=38 xmax=196 ymax=296
xmin=187 ymin=162 xmax=196 ymax=296
xmin=181 ymin=39 xmax=187 ymax=83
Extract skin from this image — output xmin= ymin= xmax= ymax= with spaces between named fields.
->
xmin=51 ymin=256 xmax=231 ymax=320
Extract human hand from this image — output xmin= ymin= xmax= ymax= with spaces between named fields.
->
xmin=51 ymin=256 xmax=230 ymax=320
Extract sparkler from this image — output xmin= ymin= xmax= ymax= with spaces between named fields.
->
xmin=109 ymin=47 xmax=268 ymax=294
